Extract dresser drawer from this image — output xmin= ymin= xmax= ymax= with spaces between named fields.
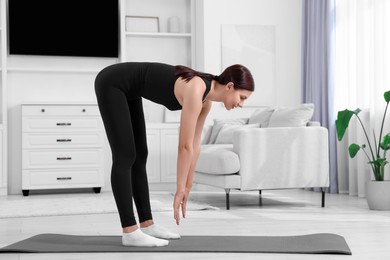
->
xmin=23 ymin=168 xmax=103 ymax=187
xmin=22 ymin=104 xmax=100 ymax=116
xmin=23 ymin=149 xmax=104 ymax=169
xmin=23 ymin=133 xmax=104 ymax=148
xmin=23 ymin=117 xmax=102 ymax=132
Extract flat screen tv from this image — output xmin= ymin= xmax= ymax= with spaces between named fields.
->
xmin=8 ymin=0 xmax=119 ymax=58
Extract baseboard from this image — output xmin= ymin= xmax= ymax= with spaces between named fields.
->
xmin=0 ymin=186 xmax=7 ymax=196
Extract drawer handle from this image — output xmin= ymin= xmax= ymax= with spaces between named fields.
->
xmin=56 ymin=123 xmax=72 ymax=126
xmin=57 ymin=177 xmax=72 ymax=181
xmin=56 ymin=139 xmax=72 ymax=142
xmin=56 ymin=157 xmax=72 ymax=160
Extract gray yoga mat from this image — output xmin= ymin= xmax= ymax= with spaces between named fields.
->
xmin=0 ymin=233 xmax=351 ymax=255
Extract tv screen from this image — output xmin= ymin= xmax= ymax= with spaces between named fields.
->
xmin=8 ymin=0 xmax=119 ymax=58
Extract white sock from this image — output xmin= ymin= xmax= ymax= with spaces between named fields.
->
xmin=141 ymin=224 xmax=181 ymax=240
xmin=122 ymin=229 xmax=169 ymax=247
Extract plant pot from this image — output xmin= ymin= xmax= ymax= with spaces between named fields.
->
xmin=366 ymin=181 xmax=390 ymax=210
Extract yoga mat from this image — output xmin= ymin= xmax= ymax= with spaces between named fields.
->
xmin=0 ymin=233 xmax=351 ymax=255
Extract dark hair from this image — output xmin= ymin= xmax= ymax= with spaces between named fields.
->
xmin=175 ymin=64 xmax=255 ymax=92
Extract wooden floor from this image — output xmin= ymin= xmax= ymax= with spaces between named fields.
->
xmin=1 ymin=189 xmax=389 ymax=260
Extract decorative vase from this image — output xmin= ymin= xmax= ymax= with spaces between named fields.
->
xmin=366 ymin=180 xmax=390 ymax=210
xmin=168 ymin=16 xmax=180 ymax=33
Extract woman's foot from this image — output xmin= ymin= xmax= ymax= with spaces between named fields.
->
xmin=141 ymin=224 xmax=181 ymax=240
xmin=122 ymin=228 xmax=169 ymax=247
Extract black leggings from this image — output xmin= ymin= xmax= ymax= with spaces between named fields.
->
xmin=95 ymin=80 xmax=152 ymax=228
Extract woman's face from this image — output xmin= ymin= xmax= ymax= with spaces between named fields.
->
xmin=223 ymin=82 xmax=252 ymax=110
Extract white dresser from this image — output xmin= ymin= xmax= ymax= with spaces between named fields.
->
xmin=22 ymin=103 xmax=105 ymax=196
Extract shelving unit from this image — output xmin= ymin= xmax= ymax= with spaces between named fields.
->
xmin=120 ymin=0 xmax=195 ymax=67
xmin=1 ymin=0 xmax=196 ymax=195
xmin=0 ymin=0 xmax=7 ymax=195
xmin=115 ymin=0 xmax=193 ymax=186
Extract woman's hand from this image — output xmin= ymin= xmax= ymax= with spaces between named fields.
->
xmin=173 ymin=188 xmax=190 ymax=225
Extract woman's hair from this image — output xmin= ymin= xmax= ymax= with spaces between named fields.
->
xmin=175 ymin=64 xmax=255 ymax=92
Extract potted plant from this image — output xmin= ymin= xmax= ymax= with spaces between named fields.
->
xmin=336 ymin=90 xmax=390 ymax=210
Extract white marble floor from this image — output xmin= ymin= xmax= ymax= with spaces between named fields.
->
xmin=1 ymin=189 xmax=390 ymax=260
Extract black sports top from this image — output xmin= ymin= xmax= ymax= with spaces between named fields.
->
xmin=96 ymin=62 xmax=211 ymax=111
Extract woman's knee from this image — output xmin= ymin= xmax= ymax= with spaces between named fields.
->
xmin=135 ymin=146 xmax=148 ymax=165
xmin=112 ymin=147 xmax=137 ymax=168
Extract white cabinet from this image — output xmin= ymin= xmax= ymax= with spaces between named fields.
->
xmin=21 ymin=103 xmax=105 ymax=196
xmin=120 ymin=0 xmax=195 ymax=66
xmin=160 ymin=129 xmax=179 ymax=183
xmin=146 ymin=124 xmax=179 ymax=184
xmin=145 ymin=128 xmax=161 ymax=183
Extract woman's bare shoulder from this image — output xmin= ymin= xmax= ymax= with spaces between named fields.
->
xmin=174 ymin=76 xmax=207 ymax=106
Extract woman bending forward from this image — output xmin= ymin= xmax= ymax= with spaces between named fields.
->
xmin=95 ymin=62 xmax=254 ymax=247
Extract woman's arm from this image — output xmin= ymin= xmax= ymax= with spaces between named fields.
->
xmin=185 ymin=100 xmax=212 ymax=190
xmin=176 ymin=77 xmax=205 ymax=192
xmin=174 ymin=77 xmax=206 ymax=225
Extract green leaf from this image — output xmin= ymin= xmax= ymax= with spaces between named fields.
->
xmin=369 ymin=158 xmax=387 ymax=167
xmin=348 ymin=143 xmax=361 ymax=158
xmin=380 ymin=133 xmax=390 ymax=150
xmin=336 ymin=109 xmax=361 ymax=141
xmin=384 ymin=90 xmax=390 ymax=102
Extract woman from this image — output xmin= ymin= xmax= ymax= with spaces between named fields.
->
xmin=94 ymin=62 xmax=254 ymax=247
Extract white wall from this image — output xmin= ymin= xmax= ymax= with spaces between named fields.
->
xmin=195 ymin=0 xmax=303 ymax=125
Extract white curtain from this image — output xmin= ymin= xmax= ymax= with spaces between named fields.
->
xmin=335 ymin=0 xmax=390 ymax=197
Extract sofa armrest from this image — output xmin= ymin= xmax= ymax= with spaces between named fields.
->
xmin=233 ymin=127 xmax=329 ymax=191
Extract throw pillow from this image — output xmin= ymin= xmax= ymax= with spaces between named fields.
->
xmin=248 ymin=107 xmax=275 ymax=127
xmin=215 ymin=123 xmax=260 ymax=144
xmin=208 ymin=117 xmax=249 ymax=144
xmin=268 ymin=103 xmax=314 ymax=127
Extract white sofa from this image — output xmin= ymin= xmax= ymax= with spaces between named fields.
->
xmin=194 ymin=104 xmax=330 ymax=209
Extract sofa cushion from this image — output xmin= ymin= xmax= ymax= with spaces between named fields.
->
xmin=268 ymin=103 xmax=314 ymax=127
xmin=208 ymin=117 xmax=249 ymax=144
xmin=248 ymin=107 xmax=275 ymax=127
xmin=195 ymin=144 xmax=240 ymax=175
xmin=215 ymin=123 xmax=260 ymax=144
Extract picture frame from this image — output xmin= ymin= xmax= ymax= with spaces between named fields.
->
xmin=125 ymin=15 xmax=160 ymax=33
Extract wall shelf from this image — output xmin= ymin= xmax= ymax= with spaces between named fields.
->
xmin=7 ymin=68 xmax=101 ymax=73
xmin=125 ymin=32 xmax=191 ymax=38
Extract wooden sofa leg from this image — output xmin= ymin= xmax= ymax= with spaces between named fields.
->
xmin=225 ymin=188 xmax=230 ymax=210
xmin=321 ymin=188 xmax=326 ymax=207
